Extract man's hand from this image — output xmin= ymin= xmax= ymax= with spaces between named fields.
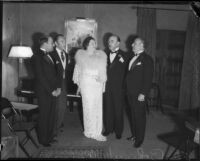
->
xmin=95 ymin=76 xmax=102 ymax=83
xmin=52 ymin=88 xmax=61 ymax=97
xmin=56 ymin=88 xmax=61 ymax=96
xmin=52 ymin=90 xmax=58 ymax=97
xmin=138 ymin=94 xmax=145 ymax=102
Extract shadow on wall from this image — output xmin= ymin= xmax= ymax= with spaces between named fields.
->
xmin=31 ymin=32 xmax=46 ymax=56
xmin=49 ymin=31 xmax=59 ymax=42
xmin=125 ymin=34 xmax=138 ymax=53
xmin=102 ymin=32 xmax=113 ymax=53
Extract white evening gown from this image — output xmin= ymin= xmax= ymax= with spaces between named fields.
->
xmin=73 ymin=50 xmax=107 ymax=141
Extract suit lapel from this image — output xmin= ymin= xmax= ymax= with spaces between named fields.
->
xmin=40 ymin=50 xmax=54 ymax=65
xmin=107 ymin=52 xmax=111 ymax=68
xmin=130 ymin=52 xmax=145 ymax=70
xmin=63 ymin=51 xmax=68 ymax=70
xmin=130 ymin=56 xmax=140 ymax=70
xmin=109 ymin=50 xmax=121 ymax=68
xmin=55 ymin=50 xmax=63 ymax=67
xmin=54 ymin=50 xmax=69 ymax=70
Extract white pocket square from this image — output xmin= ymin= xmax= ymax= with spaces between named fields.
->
xmin=56 ymin=61 xmax=60 ymax=64
xmin=136 ymin=62 xmax=142 ymax=65
xmin=119 ymin=57 xmax=124 ymax=63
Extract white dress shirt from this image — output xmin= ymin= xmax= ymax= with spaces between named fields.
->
xmin=56 ymin=48 xmax=66 ymax=70
xmin=109 ymin=47 xmax=119 ymax=63
xmin=128 ymin=50 xmax=144 ymax=70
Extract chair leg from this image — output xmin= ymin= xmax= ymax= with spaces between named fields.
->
xmin=163 ymin=145 xmax=171 ymax=159
xmin=157 ymin=87 xmax=164 ymax=114
xmin=26 ymin=130 xmax=39 ymax=148
xmin=167 ymin=140 xmax=184 ymax=159
xmin=18 ymin=141 xmax=31 ymax=158
xmin=146 ymin=101 xmax=150 ymax=114
xmin=185 ymin=136 xmax=190 ymax=161
xmin=69 ymin=100 xmax=73 ymax=112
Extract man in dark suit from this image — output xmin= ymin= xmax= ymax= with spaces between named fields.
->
xmin=50 ymin=34 xmax=68 ymax=135
xmin=31 ymin=35 xmax=61 ymax=147
xmin=103 ymin=34 xmax=129 ymax=139
xmin=126 ymin=36 xmax=154 ymax=148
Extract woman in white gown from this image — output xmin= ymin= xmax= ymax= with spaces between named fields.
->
xmin=73 ymin=36 xmax=107 ymax=141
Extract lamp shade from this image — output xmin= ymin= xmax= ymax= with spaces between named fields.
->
xmin=8 ymin=46 xmax=33 ymax=58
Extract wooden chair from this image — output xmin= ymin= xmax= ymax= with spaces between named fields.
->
xmin=1 ymin=97 xmax=39 ymax=158
xmin=161 ymin=108 xmax=200 ymax=160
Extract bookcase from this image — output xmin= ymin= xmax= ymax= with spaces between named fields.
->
xmin=156 ymin=30 xmax=186 ymax=108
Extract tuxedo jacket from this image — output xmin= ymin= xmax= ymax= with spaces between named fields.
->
xmin=106 ymin=49 xmax=129 ymax=90
xmin=32 ymin=49 xmax=61 ymax=96
xmin=126 ymin=51 xmax=154 ymax=97
xmin=50 ymin=49 xmax=69 ymax=92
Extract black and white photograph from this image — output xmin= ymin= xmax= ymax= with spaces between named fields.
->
xmin=1 ymin=0 xmax=200 ymax=159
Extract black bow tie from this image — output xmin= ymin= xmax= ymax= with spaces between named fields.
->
xmin=133 ymin=52 xmax=139 ymax=57
xmin=110 ymin=50 xmax=118 ymax=54
xmin=44 ymin=52 xmax=49 ymax=56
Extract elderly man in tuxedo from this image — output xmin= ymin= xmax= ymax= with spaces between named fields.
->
xmin=126 ymin=36 xmax=154 ymax=148
xmin=31 ymin=35 xmax=61 ymax=147
xmin=103 ymin=34 xmax=129 ymax=139
xmin=50 ymin=34 xmax=68 ymax=135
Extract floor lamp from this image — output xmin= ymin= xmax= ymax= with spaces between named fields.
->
xmin=8 ymin=46 xmax=33 ymax=99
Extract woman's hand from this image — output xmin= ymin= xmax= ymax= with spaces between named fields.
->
xmin=76 ymin=87 xmax=81 ymax=96
xmin=95 ymin=76 xmax=102 ymax=83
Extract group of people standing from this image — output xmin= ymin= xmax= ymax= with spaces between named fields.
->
xmin=32 ymin=34 xmax=68 ymax=147
xmin=32 ymin=33 xmax=154 ymax=148
xmin=72 ymin=34 xmax=154 ymax=148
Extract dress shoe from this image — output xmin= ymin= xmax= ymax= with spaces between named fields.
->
xmin=116 ymin=134 xmax=122 ymax=139
xmin=50 ymin=139 xmax=58 ymax=144
xmin=134 ymin=141 xmax=143 ymax=148
xmin=42 ymin=143 xmax=51 ymax=147
xmin=126 ymin=136 xmax=136 ymax=142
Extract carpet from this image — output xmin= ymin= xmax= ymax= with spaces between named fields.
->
xmin=37 ymin=146 xmax=110 ymax=158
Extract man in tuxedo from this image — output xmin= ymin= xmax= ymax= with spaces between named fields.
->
xmin=31 ymin=35 xmax=61 ymax=147
xmin=126 ymin=36 xmax=154 ymax=148
xmin=103 ymin=34 xmax=129 ymax=139
xmin=50 ymin=34 xmax=68 ymax=135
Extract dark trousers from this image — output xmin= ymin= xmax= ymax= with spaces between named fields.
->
xmin=127 ymin=93 xmax=146 ymax=143
xmin=104 ymin=87 xmax=124 ymax=136
xmin=37 ymin=92 xmax=56 ymax=145
xmin=54 ymin=79 xmax=67 ymax=134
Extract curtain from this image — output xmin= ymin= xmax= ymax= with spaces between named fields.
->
xmin=179 ymin=12 xmax=200 ymax=110
xmin=137 ymin=8 xmax=157 ymax=82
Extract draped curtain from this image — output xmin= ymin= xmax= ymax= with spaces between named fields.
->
xmin=179 ymin=12 xmax=200 ymax=110
xmin=137 ymin=8 xmax=157 ymax=81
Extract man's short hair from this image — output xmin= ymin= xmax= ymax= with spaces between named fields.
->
xmin=110 ymin=34 xmax=121 ymax=42
xmin=39 ymin=36 xmax=48 ymax=47
xmin=55 ymin=34 xmax=64 ymax=42
xmin=133 ymin=36 xmax=145 ymax=47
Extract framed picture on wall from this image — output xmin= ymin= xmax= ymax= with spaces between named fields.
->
xmin=65 ymin=18 xmax=98 ymax=52
xmin=64 ymin=18 xmax=97 ymax=94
